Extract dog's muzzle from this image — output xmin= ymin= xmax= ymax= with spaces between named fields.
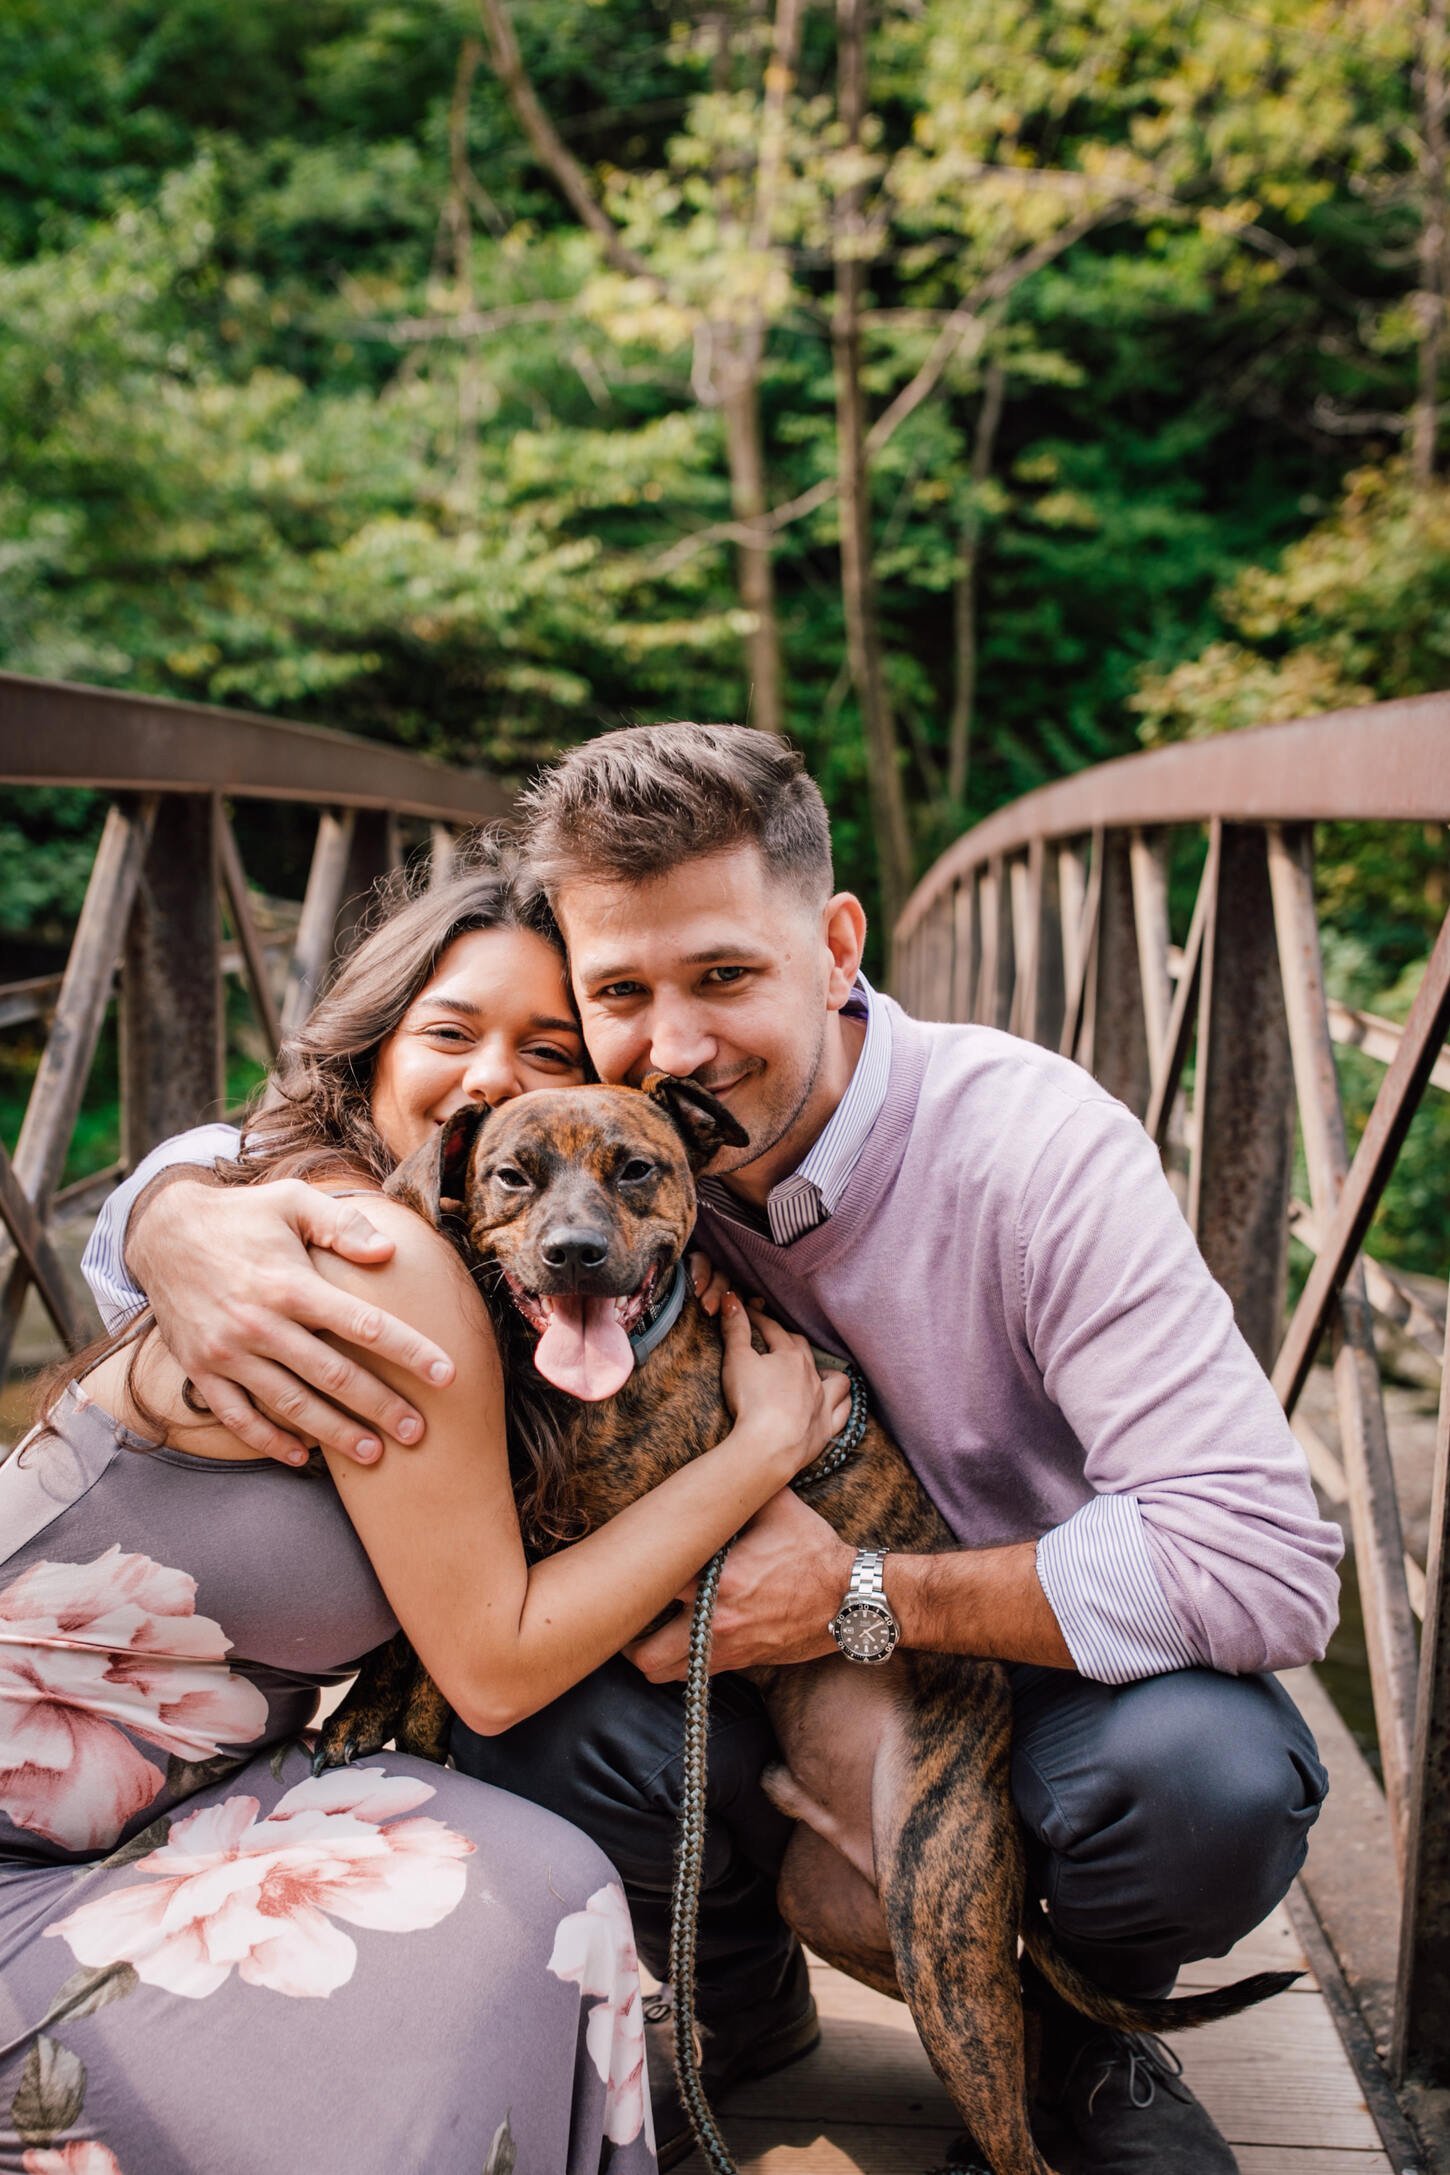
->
xmin=502 ymin=1258 xmax=687 ymax=1402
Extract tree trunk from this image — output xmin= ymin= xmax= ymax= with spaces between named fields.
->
xmin=833 ymin=0 xmax=912 ymax=930
xmin=721 ymin=377 xmax=785 ymax=735
xmin=948 ymin=357 xmax=1006 ymax=810
xmin=1414 ymin=0 xmax=1449 ymax=488
xmin=449 ymin=39 xmax=483 ymax=506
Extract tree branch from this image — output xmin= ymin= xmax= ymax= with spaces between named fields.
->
xmin=477 ymin=0 xmax=664 ymax=291
xmin=650 ymin=197 xmax=1126 ymax=578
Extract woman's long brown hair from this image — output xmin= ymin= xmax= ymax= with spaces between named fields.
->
xmin=38 ymin=837 xmax=579 ymax=1543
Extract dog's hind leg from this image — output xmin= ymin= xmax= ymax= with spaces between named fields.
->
xmin=874 ymin=1663 xmax=1056 ymax=2175
xmin=775 ymin=1821 xmax=902 ymax=2001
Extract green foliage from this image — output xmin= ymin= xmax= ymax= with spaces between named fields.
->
xmin=0 ymin=0 xmax=1441 ymax=1199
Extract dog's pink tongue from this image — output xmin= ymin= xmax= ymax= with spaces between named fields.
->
xmin=534 ymin=1296 xmax=636 ymax=1400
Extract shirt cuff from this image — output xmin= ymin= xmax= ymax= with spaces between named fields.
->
xmin=80 ymin=1122 xmax=244 ymax=1332
xmin=1035 ymin=1493 xmax=1201 ymax=1684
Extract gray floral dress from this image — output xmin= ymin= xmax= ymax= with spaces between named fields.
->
xmin=0 ymin=1382 xmax=658 ymax=2175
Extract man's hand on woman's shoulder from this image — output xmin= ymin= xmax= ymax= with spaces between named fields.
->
xmin=126 ymin=1173 xmax=457 ymax=1467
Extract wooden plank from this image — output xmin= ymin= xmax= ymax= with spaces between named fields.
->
xmin=1173 ymin=2000 xmax=1384 ymax=2151
xmin=1234 ymin=2154 xmax=1393 ymax=2173
xmin=1188 ymin=823 xmax=1296 ymax=1374
xmin=1274 ymin=901 xmax=1450 ymax=1413
xmin=218 ymin=806 xmax=282 ymax=1058
xmin=671 ymin=1900 xmax=1397 ymax=2174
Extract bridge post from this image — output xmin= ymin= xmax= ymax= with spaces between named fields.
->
xmin=1187 ymin=822 xmax=1295 ymax=1374
xmin=335 ymin=808 xmax=403 ymax=961
xmin=120 ymin=793 xmax=224 ymax=1166
xmin=1091 ymin=831 xmax=1150 ymax=1113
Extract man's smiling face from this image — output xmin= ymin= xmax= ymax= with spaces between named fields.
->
xmin=555 ymin=845 xmax=865 ymax=1201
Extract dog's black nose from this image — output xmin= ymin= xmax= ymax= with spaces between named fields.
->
xmin=540 ymin=1225 xmax=611 ymax=1274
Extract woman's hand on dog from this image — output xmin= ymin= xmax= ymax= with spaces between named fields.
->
xmin=718 ymin=1295 xmax=853 ymax=1478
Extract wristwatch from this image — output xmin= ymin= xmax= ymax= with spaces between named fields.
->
xmin=828 ymin=1548 xmax=900 ymax=1664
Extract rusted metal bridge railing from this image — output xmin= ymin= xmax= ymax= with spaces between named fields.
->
xmin=0 ymin=670 xmax=508 ymax=1382
xmin=892 ymin=694 xmax=1450 ymax=2155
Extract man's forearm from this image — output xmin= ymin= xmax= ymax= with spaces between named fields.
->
xmin=81 ymin=1121 xmax=244 ymax=1328
xmin=886 ymin=1540 xmax=1075 ymax=1670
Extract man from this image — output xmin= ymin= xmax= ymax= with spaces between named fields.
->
xmin=84 ymin=724 xmax=1341 ymax=2174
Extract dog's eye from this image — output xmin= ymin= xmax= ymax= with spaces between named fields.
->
xmin=619 ymin=1157 xmax=656 ymax=1186
xmin=492 ymin=1165 xmax=532 ymax=1192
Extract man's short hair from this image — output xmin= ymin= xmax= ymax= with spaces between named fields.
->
xmin=519 ymin=722 xmax=834 ymax=904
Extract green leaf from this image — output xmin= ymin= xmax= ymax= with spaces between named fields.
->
xmin=94 ymin=1811 xmax=172 ymax=1873
xmin=36 ymin=1963 xmax=139 ymax=2034
xmin=483 ymin=2113 xmax=517 ymax=2175
xmin=165 ymin=1751 xmax=247 ymax=1796
xmin=10 ymin=2034 xmax=86 ymax=2146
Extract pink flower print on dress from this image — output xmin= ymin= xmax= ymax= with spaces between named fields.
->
xmin=23 ymin=2146 xmax=127 ymax=2175
xmin=0 ymin=1547 xmax=270 ymax=1853
xmin=46 ymin=1767 xmax=474 ymax=2000
xmin=547 ymin=1881 xmax=652 ymax=2148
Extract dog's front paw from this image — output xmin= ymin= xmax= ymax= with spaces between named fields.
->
xmin=312 ymin=1630 xmax=420 ymax=1775
xmin=312 ymin=1702 xmax=392 ymax=1775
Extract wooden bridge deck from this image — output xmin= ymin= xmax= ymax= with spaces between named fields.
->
xmin=678 ymin=1902 xmax=1391 ymax=2174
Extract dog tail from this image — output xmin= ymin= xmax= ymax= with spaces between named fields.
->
xmin=1021 ymin=1902 xmax=1301 ymax=2033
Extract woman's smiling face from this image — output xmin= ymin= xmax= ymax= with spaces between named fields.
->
xmin=369 ymin=925 xmax=586 ymax=1161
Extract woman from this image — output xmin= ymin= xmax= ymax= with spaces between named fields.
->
xmin=0 ymin=851 xmax=847 ymax=2175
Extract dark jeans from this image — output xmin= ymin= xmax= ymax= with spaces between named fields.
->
xmin=453 ymin=1657 xmax=1327 ymax=2017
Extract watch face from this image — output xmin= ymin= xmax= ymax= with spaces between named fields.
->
xmin=831 ymin=1597 xmax=899 ymax=1664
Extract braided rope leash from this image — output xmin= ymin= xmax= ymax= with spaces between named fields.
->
xmin=666 ymin=1363 xmax=870 ymax=2175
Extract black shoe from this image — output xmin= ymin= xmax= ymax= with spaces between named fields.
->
xmin=646 ymin=1955 xmax=821 ymax=2171
xmin=1035 ymin=2024 xmax=1238 ymax=2172
xmin=931 ymin=2140 xmax=994 ymax=2175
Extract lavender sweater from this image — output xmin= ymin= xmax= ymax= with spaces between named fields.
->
xmin=697 ymin=1001 xmax=1342 ymax=1683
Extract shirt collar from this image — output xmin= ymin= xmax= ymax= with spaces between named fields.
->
xmin=698 ymin=974 xmax=892 ymax=1245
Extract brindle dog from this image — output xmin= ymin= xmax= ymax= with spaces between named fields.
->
xmin=319 ymin=1075 xmax=1295 ymax=2175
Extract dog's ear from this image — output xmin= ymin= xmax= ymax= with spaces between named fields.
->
xmin=643 ymin=1073 xmax=749 ymax=1171
xmin=384 ymin=1105 xmax=488 ymax=1225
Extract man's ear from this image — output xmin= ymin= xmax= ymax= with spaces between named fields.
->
xmin=643 ymin=1073 xmax=749 ymax=1171
xmin=384 ymin=1105 xmax=488 ymax=1225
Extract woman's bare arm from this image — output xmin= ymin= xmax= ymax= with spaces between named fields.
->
xmin=311 ymin=1199 xmax=847 ymax=1734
